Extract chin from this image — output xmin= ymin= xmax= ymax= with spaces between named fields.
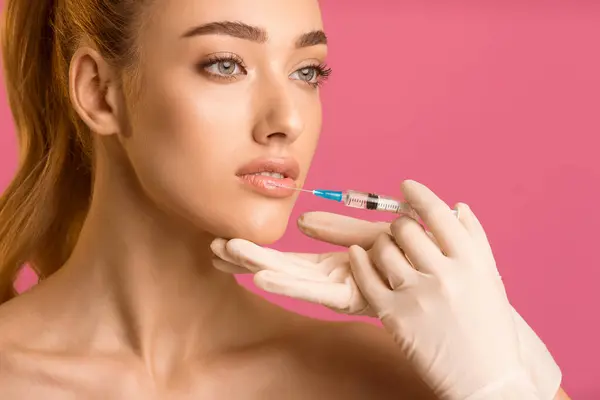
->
xmin=195 ymin=202 xmax=293 ymax=245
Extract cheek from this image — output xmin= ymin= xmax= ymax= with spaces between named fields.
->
xmin=293 ymin=95 xmax=323 ymax=177
xmin=121 ymin=81 xmax=252 ymax=230
xmin=118 ymin=79 xmax=304 ymax=242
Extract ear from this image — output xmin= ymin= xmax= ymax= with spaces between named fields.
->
xmin=69 ymin=46 xmax=124 ymax=136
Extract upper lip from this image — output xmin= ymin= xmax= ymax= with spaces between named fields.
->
xmin=236 ymin=157 xmax=300 ymax=180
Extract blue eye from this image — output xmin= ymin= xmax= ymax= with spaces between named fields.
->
xmin=290 ymin=64 xmax=332 ymax=88
xmin=200 ymin=53 xmax=247 ymax=80
xmin=291 ymin=67 xmax=318 ymax=83
xmin=199 ymin=54 xmax=332 ymax=87
xmin=204 ymin=60 xmax=244 ymax=77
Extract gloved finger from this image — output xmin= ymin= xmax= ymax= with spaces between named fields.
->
xmin=297 ymin=211 xmax=390 ymax=249
xmin=212 ymin=253 xmax=335 ymax=276
xmin=348 ymin=245 xmax=391 ymax=308
xmin=401 ymin=180 xmax=471 ymax=258
xmin=454 ymin=203 xmax=503 ymax=278
xmin=211 ymin=257 xmax=250 ymax=274
xmin=369 ymin=232 xmax=419 ymax=289
xmin=212 ymin=236 xmax=334 ymax=275
xmin=226 ymin=239 xmax=328 ymax=281
xmin=211 ymin=240 xmax=258 ymax=274
xmin=284 ymin=252 xmax=328 ymax=263
xmin=343 ymin=275 xmax=377 ymax=316
xmin=210 ymin=238 xmax=239 ymax=264
xmin=426 ymin=231 xmax=440 ymax=248
xmin=455 ymin=203 xmax=494 ymax=256
xmin=254 ymin=270 xmax=353 ymax=310
xmin=213 ymin=238 xmax=320 ymax=267
xmin=390 ymin=215 xmax=444 ymax=275
xmin=425 ymin=230 xmax=452 ymax=257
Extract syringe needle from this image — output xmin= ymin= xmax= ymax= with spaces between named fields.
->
xmin=267 ymin=182 xmax=343 ymax=201
xmin=290 ymin=187 xmax=314 ymax=193
xmin=266 ymin=182 xmax=313 ymax=193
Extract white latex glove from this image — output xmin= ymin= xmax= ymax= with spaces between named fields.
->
xmin=344 ymin=180 xmax=534 ymax=399
xmin=211 ymin=180 xmax=560 ymax=399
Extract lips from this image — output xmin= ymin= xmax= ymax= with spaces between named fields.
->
xmin=236 ymin=157 xmax=300 ymax=198
xmin=236 ymin=157 xmax=300 ymax=180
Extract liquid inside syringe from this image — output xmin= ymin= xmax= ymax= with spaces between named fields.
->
xmin=268 ymin=182 xmax=421 ymax=217
xmin=268 ymin=182 xmax=459 ymax=218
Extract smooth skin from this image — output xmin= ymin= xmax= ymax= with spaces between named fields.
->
xmin=0 ymin=0 xmax=569 ymax=398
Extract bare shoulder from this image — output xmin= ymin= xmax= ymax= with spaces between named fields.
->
xmin=0 ymin=295 xmax=108 ymax=399
xmin=0 ymin=297 xmax=49 ymax=396
xmin=275 ymin=319 xmax=436 ymax=400
xmin=0 ymin=288 xmax=55 ymax=352
xmin=0 ymin=296 xmax=35 ymax=351
xmin=0 ymin=304 xmax=145 ymax=400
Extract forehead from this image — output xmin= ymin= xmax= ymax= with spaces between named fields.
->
xmin=147 ymin=0 xmax=324 ymax=43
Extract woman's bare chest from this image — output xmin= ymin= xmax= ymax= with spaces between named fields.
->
xmin=1 ymin=369 xmax=344 ymax=400
xmin=0 ymin=349 xmax=338 ymax=400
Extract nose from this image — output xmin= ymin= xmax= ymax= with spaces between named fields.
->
xmin=251 ymin=82 xmax=304 ymax=145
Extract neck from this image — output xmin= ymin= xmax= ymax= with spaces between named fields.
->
xmin=58 ymin=155 xmax=259 ymax=377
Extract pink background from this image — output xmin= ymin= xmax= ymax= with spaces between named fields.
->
xmin=1 ymin=1 xmax=598 ymax=397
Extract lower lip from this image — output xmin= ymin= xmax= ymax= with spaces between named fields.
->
xmin=238 ymin=174 xmax=297 ymax=198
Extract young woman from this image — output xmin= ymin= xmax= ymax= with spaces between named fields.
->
xmin=0 ymin=0 xmax=568 ymax=398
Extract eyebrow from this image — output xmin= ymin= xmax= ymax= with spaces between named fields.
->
xmin=182 ymin=21 xmax=327 ymax=48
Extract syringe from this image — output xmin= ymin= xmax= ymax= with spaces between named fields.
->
xmin=270 ymin=183 xmax=458 ymax=217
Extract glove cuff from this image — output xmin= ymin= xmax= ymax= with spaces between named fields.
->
xmin=512 ymin=306 xmax=562 ymax=399
xmin=463 ymin=369 xmax=540 ymax=400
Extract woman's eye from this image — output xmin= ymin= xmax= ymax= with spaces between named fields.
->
xmin=290 ymin=67 xmax=319 ymax=83
xmin=204 ymin=60 xmax=244 ymax=77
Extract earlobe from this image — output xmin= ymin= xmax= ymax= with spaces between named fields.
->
xmin=69 ymin=47 xmax=122 ymax=136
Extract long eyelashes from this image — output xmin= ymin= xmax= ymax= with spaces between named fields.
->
xmin=199 ymin=53 xmax=247 ymax=82
xmin=306 ymin=63 xmax=333 ymax=88
xmin=198 ymin=54 xmax=332 ymax=88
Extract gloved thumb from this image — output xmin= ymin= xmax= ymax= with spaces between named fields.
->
xmin=298 ymin=211 xmax=391 ymax=249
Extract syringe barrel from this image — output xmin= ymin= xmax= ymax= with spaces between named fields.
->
xmin=342 ymin=190 xmax=415 ymax=215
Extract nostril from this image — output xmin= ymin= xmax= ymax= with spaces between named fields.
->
xmin=266 ymin=132 xmax=288 ymax=140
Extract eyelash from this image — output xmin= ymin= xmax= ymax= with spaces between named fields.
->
xmin=199 ymin=54 xmax=332 ymax=88
xmin=302 ymin=63 xmax=333 ymax=88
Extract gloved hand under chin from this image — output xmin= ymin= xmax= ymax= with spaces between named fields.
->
xmin=211 ymin=180 xmax=561 ymax=399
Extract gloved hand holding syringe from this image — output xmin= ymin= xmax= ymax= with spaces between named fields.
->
xmin=268 ymin=182 xmax=459 ymax=218
xmin=214 ymin=180 xmax=563 ymax=400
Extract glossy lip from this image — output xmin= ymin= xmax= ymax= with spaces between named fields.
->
xmin=236 ymin=157 xmax=300 ymax=198
xmin=236 ymin=157 xmax=300 ymax=180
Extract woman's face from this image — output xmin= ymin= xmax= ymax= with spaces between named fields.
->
xmin=121 ymin=0 xmax=327 ymax=243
